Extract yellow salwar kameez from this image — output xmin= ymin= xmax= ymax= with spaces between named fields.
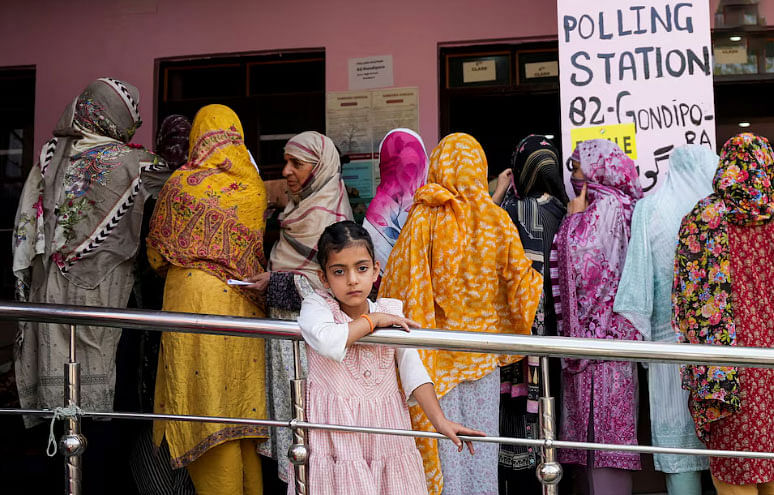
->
xmin=150 ymin=266 xmax=267 ymax=494
xmin=147 ymin=104 xmax=269 ymax=495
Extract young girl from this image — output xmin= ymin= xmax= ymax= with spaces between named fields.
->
xmin=294 ymin=220 xmax=483 ymax=495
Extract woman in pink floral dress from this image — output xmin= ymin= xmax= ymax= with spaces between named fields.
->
xmin=552 ymin=139 xmax=643 ymax=494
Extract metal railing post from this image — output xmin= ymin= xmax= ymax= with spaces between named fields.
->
xmin=288 ymin=340 xmax=308 ymax=495
xmin=537 ymin=356 xmax=562 ymax=494
xmin=61 ymin=324 xmax=87 ymax=495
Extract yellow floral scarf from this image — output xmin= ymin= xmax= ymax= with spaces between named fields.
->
xmin=147 ymin=104 xmax=268 ymax=309
xmin=379 ymin=133 xmax=542 ymax=494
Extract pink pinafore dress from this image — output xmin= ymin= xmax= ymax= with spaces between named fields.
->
xmin=289 ymin=293 xmax=428 ymax=495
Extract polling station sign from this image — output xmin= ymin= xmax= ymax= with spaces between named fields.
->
xmin=557 ymin=1 xmax=716 ymax=193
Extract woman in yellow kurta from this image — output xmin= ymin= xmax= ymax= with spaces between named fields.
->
xmin=379 ymin=133 xmax=543 ymax=495
xmin=147 ymin=104 xmax=268 ymax=494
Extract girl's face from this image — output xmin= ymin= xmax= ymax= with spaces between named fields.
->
xmin=318 ymin=243 xmax=380 ymax=315
xmin=282 ymin=153 xmax=314 ymax=193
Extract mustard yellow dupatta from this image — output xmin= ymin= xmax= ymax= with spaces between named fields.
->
xmin=147 ymin=104 xmax=267 ymax=309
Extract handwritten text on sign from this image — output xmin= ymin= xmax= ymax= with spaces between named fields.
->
xmin=571 ymin=123 xmax=638 ymax=160
xmin=557 ymin=1 xmax=716 ymax=193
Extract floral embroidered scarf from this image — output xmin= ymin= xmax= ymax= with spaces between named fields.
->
xmin=363 ymin=128 xmax=429 ymax=273
xmin=12 ymin=78 xmax=168 ymax=295
xmin=379 ymin=133 xmax=542 ymax=495
xmin=147 ymin=104 xmax=268 ymax=309
xmin=554 ymin=139 xmax=643 ymax=372
xmin=673 ymin=132 xmax=774 ymax=440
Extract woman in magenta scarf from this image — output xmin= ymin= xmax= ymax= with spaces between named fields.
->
xmin=363 ymin=128 xmax=429 ymax=274
xmin=553 ymin=139 xmax=643 ymax=495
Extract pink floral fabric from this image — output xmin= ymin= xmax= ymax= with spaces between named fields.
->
xmin=555 ymin=139 xmax=642 ymax=469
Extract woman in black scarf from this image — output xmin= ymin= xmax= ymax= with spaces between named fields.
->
xmin=492 ymin=134 xmax=568 ymax=493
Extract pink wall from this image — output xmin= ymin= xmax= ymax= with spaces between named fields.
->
xmin=3 ymin=1 xmax=771 ymax=156
xmin=0 ymin=0 xmax=557 ymax=155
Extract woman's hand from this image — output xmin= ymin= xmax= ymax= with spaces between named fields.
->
xmin=245 ymin=272 xmax=271 ymax=292
xmin=568 ymin=182 xmax=588 ymax=214
xmin=433 ymin=417 xmax=486 ymax=454
xmin=491 ymin=169 xmax=513 ymax=205
xmin=369 ymin=312 xmax=421 ymax=332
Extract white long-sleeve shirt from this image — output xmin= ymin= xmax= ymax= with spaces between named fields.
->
xmin=298 ymin=292 xmax=432 ymax=402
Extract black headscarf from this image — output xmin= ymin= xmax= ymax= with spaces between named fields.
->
xmin=155 ymin=114 xmax=192 ymax=169
xmin=510 ymin=134 xmax=569 ymax=204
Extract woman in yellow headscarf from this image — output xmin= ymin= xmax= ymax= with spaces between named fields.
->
xmin=379 ymin=133 xmax=542 ymax=495
xmin=147 ymin=104 xmax=268 ymax=494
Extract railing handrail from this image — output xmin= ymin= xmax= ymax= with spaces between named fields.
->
xmin=2 ymin=407 xmax=772 ymax=461
xmin=2 ymin=300 xmax=774 ymax=368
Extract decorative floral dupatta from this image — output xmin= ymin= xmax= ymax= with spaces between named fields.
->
xmin=673 ymin=133 xmax=774 ymax=440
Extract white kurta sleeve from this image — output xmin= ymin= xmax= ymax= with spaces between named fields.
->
xmin=396 ymin=347 xmax=432 ymax=404
xmin=298 ymin=293 xmax=349 ymax=362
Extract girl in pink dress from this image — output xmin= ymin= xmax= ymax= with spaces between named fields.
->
xmin=294 ymin=220 xmax=482 ymax=495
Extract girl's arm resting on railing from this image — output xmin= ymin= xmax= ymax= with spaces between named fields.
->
xmin=410 ymin=383 xmax=485 ymax=454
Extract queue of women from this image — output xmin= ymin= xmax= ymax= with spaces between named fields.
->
xmin=10 ymin=78 xmax=774 ymax=495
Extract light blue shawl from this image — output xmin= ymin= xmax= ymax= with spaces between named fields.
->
xmin=613 ymin=144 xmax=718 ymax=473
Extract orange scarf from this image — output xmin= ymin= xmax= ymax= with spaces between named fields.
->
xmin=379 ymin=133 xmax=542 ymax=494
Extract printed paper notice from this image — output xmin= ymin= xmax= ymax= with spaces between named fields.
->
xmin=327 ymin=87 xmax=419 ymax=196
xmin=463 ymin=60 xmax=497 ymax=83
xmin=341 ymin=160 xmax=375 ymax=199
xmin=349 ymin=55 xmax=394 ymax=90
xmin=326 ymin=91 xmax=373 ymax=156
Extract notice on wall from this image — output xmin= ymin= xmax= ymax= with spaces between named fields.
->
xmin=525 ymin=61 xmax=560 ymax=79
xmin=341 ymin=160 xmax=375 ymax=199
xmin=327 ymin=87 xmax=419 ymax=197
xmin=348 ymin=55 xmax=394 ymax=90
xmin=463 ymin=60 xmax=498 ymax=83
xmin=714 ymin=44 xmax=748 ymax=65
xmin=557 ymin=1 xmax=716 ymax=193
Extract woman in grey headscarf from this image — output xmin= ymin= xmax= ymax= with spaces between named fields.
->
xmin=12 ymin=78 xmax=171 ymax=423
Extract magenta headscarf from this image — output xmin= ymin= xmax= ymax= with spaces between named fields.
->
xmin=364 ymin=128 xmax=429 ymax=271
xmin=554 ymin=139 xmax=643 ymax=373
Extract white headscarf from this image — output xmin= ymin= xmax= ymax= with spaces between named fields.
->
xmin=269 ymin=131 xmax=353 ymax=290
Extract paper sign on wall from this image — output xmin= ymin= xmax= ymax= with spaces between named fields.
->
xmin=524 ymin=61 xmax=559 ymax=79
xmin=463 ymin=60 xmax=497 ymax=83
xmin=714 ymin=44 xmax=748 ymax=65
xmin=348 ymin=55 xmax=394 ymax=90
xmin=557 ymin=1 xmax=716 ymax=194
xmin=327 ymin=87 xmax=419 ymax=197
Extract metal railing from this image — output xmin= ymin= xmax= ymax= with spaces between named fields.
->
xmin=3 ymin=301 xmax=774 ymax=495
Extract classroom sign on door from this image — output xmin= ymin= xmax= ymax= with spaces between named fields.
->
xmin=557 ymin=1 xmax=716 ymax=193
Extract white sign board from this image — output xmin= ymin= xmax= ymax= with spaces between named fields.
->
xmin=558 ymin=1 xmax=716 ymax=193
xmin=463 ymin=60 xmax=497 ymax=83
xmin=348 ymin=55 xmax=394 ymax=90
xmin=714 ymin=44 xmax=748 ymax=65
xmin=525 ymin=61 xmax=559 ymax=79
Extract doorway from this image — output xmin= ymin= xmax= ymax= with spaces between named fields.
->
xmin=439 ymin=41 xmax=561 ymax=179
